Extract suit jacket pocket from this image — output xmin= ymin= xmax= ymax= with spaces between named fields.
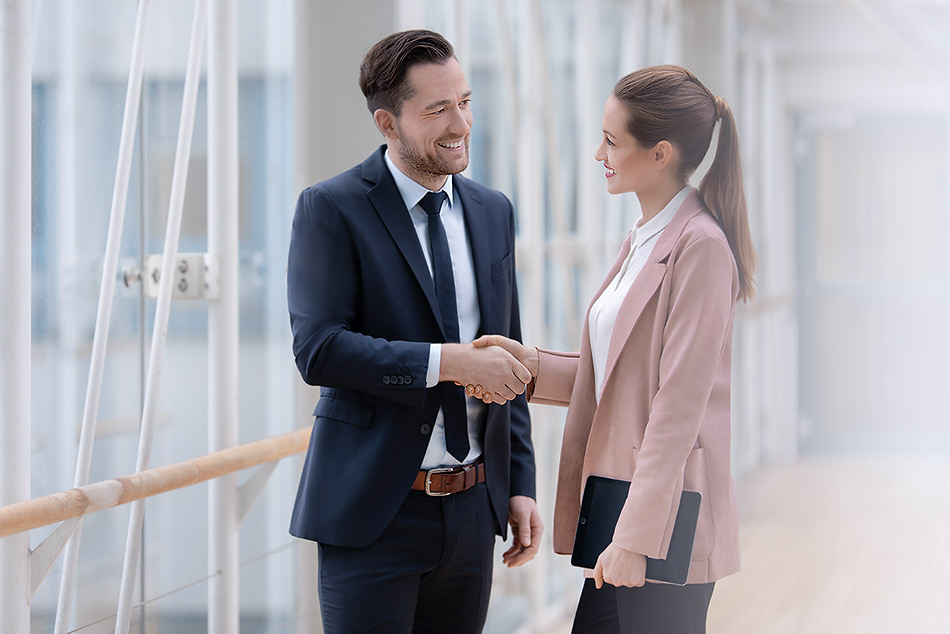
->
xmin=313 ymin=387 xmax=375 ymax=428
xmin=683 ymin=447 xmax=714 ymax=560
xmin=490 ymin=252 xmax=513 ymax=279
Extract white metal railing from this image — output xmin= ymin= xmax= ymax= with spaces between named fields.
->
xmin=0 ymin=0 xmax=251 ymax=632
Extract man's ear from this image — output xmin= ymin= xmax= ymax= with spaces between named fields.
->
xmin=373 ymin=109 xmax=398 ymax=140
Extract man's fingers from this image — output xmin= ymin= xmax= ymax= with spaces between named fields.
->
xmin=518 ymin=521 xmax=531 ymax=548
xmin=504 ymin=543 xmax=538 ymax=567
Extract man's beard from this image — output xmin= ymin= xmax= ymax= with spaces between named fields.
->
xmin=396 ymin=132 xmax=469 ymax=180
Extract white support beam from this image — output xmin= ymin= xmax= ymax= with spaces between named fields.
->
xmin=0 ymin=0 xmax=32 ymax=632
xmin=208 ymin=0 xmax=241 ymax=631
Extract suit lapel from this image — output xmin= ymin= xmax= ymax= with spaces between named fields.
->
xmin=600 ymin=190 xmax=706 ymax=391
xmin=454 ymin=176 xmax=491 ymax=334
xmin=364 ymin=148 xmax=447 ymax=339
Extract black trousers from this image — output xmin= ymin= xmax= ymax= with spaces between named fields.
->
xmin=317 ymin=483 xmax=496 ymax=634
xmin=571 ymin=577 xmax=716 ymax=634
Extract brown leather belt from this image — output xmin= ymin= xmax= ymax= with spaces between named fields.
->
xmin=411 ymin=461 xmax=486 ymax=497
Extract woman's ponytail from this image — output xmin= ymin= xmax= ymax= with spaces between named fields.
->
xmin=699 ymin=96 xmax=757 ymax=303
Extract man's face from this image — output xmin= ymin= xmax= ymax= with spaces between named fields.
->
xmin=385 ymin=58 xmax=473 ymax=189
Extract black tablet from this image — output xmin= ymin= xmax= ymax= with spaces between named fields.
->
xmin=570 ymin=475 xmax=702 ymax=586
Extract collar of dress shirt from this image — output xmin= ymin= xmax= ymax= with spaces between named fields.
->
xmin=631 ymin=185 xmax=692 ymax=249
xmin=384 ymin=149 xmax=455 ymax=211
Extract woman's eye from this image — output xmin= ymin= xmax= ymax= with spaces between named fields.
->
xmin=606 ymin=137 xmax=615 ymax=147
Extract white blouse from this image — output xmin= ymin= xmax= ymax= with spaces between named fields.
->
xmin=588 ymin=186 xmax=692 ymax=402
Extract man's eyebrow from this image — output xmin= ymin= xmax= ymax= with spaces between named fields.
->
xmin=423 ymin=90 xmax=473 ymax=111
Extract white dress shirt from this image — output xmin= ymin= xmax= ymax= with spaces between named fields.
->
xmin=589 ymin=186 xmax=692 ymax=402
xmin=384 ymin=151 xmax=486 ymax=468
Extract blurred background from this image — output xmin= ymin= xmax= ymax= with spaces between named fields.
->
xmin=7 ymin=0 xmax=950 ymax=632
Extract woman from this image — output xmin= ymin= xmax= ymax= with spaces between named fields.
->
xmin=472 ymin=65 xmax=755 ymax=632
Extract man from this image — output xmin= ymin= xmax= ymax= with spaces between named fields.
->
xmin=287 ymin=29 xmax=542 ymax=633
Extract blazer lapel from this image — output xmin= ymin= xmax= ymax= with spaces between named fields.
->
xmin=454 ymin=176 xmax=491 ymax=334
xmin=364 ymin=148 xmax=446 ymax=339
xmin=600 ymin=190 xmax=706 ymax=391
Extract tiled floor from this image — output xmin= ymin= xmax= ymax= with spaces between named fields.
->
xmin=550 ymin=453 xmax=950 ymax=633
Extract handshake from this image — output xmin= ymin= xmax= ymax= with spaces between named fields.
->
xmin=441 ymin=335 xmax=540 ymax=405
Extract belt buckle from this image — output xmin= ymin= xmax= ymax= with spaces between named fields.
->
xmin=425 ymin=467 xmax=457 ymax=497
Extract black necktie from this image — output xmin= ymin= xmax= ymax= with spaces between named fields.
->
xmin=419 ymin=190 xmax=470 ymax=462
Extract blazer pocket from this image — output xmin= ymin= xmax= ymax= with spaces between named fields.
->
xmin=683 ymin=447 xmax=714 ymax=560
xmin=490 ymin=252 xmax=513 ymax=279
xmin=313 ymin=388 xmax=375 ymax=429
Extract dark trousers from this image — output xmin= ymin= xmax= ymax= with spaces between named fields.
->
xmin=571 ymin=577 xmax=715 ymax=634
xmin=317 ymin=483 xmax=496 ymax=634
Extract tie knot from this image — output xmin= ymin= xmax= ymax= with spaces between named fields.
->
xmin=420 ymin=190 xmax=448 ymax=217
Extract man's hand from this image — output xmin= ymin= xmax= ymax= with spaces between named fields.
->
xmin=440 ymin=343 xmax=530 ymax=404
xmin=463 ymin=335 xmax=539 ymax=403
xmin=592 ymin=541 xmax=646 ymax=589
xmin=472 ymin=335 xmax=539 ymax=376
xmin=502 ymin=495 xmax=543 ymax=568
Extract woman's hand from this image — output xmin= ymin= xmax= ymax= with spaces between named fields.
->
xmin=462 ymin=335 xmax=539 ymax=403
xmin=593 ymin=542 xmax=647 ymax=589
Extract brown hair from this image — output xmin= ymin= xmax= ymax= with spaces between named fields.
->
xmin=358 ymin=30 xmax=455 ymax=116
xmin=613 ymin=65 xmax=757 ymax=302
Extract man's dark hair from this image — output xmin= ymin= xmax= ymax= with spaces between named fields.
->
xmin=359 ymin=29 xmax=455 ymax=116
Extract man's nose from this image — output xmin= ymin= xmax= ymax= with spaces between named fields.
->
xmin=447 ymin=107 xmax=471 ymax=135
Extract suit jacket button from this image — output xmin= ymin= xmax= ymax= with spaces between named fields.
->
xmin=420 ymin=424 xmax=431 ymax=435
xmin=397 ymin=376 xmax=405 ymax=385
xmin=383 ymin=375 xmax=391 ymax=385
xmin=405 ymin=376 xmax=412 ymax=384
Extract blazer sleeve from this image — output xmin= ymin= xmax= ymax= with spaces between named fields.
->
xmin=527 ymin=348 xmax=579 ymax=407
xmin=287 ymin=186 xmax=430 ymax=408
xmin=613 ymin=235 xmax=738 ymax=559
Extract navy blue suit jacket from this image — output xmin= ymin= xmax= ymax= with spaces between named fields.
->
xmin=287 ymin=146 xmax=536 ymax=548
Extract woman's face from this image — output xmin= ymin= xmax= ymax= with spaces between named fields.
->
xmin=594 ymin=94 xmax=657 ymax=195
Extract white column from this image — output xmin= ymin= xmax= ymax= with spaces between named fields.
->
xmin=208 ymin=0 xmax=240 ymax=632
xmin=291 ymin=3 xmax=398 ymax=627
xmin=0 ymin=0 xmax=32 ymax=632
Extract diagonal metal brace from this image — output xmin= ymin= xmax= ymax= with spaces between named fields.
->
xmin=236 ymin=460 xmax=278 ymax=525
xmin=31 ymin=517 xmax=82 ymax=599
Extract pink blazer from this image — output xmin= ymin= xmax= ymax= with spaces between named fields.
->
xmin=530 ymin=190 xmax=741 ymax=584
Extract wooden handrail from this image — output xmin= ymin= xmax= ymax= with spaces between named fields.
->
xmin=0 ymin=426 xmax=311 ymax=539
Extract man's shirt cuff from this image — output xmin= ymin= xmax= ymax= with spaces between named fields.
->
xmin=426 ymin=344 xmax=441 ymax=388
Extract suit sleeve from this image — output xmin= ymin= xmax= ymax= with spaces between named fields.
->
xmin=613 ymin=235 xmax=738 ymax=559
xmin=287 ymin=186 xmax=429 ymax=407
xmin=504 ymin=201 xmax=537 ymax=500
